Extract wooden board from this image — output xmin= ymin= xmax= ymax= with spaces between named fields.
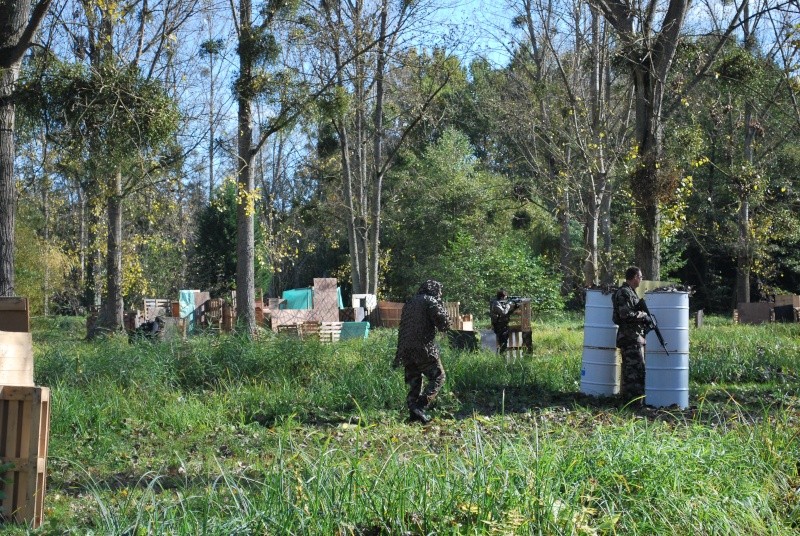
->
xmin=0 ymin=332 xmax=34 ymax=387
xmin=0 ymin=298 xmax=29 ymax=333
xmin=736 ymin=302 xmax=773 ymax=324
xmin=319 ymin=322 xmax=343 ymax=343
xmin=0 ymin=386 xmax=50 ymax=529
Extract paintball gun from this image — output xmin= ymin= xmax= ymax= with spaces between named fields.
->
xmin=638 ymin=300 xmax=670 ymax=355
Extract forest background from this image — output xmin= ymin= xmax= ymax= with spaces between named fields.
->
xmin=4 ymin=0 xmax=800 ymax=330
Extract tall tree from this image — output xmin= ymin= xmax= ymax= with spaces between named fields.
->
xmin=588 ymin=0 xmax=690 ymax=278
xmin=0 ymin=0 xmax=52 ymax=296
xmin=316 ymin=0 xmax=454 ymax=296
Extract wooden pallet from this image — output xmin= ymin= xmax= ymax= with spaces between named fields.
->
xmin=320 ymin=322 xmax=343 ymax=343
xmin=0 ymin=386 xmax=50 ymax=529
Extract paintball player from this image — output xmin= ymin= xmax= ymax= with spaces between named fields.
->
xmin=611 ymin=266 xmax=651 ymax=403
xmin=392 ymin=280 xmax=451 ymax=424
xmin=490 ymin=289 xmax=520 ymax=353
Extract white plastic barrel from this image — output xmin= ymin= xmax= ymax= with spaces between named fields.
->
xmin=580 ymin=289 xmax=619 ymax=396
xmin=644 ymin=291 xmax=690 ymax=408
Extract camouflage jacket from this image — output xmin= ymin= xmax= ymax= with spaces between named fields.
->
xmin=395 ymin=280 xmax=451 ymax=365
xmin=612 ymin=283 xmax=648 ymax=342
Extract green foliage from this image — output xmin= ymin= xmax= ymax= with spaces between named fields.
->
xmin=435 ymin=231 xmax=563 ymax=316
xmin=189 ymin=180 xmax=272 ymax=295
xmin=14 ymin=203 xmax=74 ymax=315
xmin=383 ymin=129 xmax=561 ymax=314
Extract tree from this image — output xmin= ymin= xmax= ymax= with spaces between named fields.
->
xmin=588 ymin=0 xmax=690 ymax=278
xmin=315 ymin=0 xmax=455 ymax=296
xmin=0 ymin=0 xmax=52 ymax=296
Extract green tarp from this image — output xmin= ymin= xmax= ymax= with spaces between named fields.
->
xmin=340 ymin=322 xmax=370 ymax=340
xmin=281 ymin=288 xmax=313 ymax=309
xmin=281 ymin=287 xmax=345 ymax=309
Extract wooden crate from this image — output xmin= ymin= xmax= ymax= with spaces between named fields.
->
xmin=0 ymin=386 xmax=50 ymax=529
xmin=0 ymin=298 xmax=29 ymax=333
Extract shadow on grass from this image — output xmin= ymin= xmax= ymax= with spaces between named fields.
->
xmin=445 ymin=378 xmax=798 ymax=429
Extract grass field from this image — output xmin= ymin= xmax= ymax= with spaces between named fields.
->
xmin=2 ymin=314 xmax=798 ymax=534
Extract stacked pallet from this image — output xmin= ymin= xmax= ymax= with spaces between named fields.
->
xmin=0 ymin=298 xmax=50 ymax=529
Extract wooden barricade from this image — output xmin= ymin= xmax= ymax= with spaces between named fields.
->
xmin=0 ymin=332 xmax=34 ymax=387
xmin=277 ymin=324 xmax=301 ymax=336
xmin=508 ymin=299 xmax=532 ymax=333
xmin=376 ymin=301 xmax=404 ymax=328
xmin=0 ymin=386 xmax=50 ymax=529
xmin=0 ymin=299 xmax=29 ymax=333
xmin=205 ymin=299 xmax=224 ymax=331
xmin=299 ymin=321 xmax=321 ymax=338
xmin=320 ymin=322 xmax=343 ymax=343
xmin=444 ymin=302 xmax=461 ymax=330
xmin=504 ymin=331 xmax=525 ymax=361
xmin=143 ymin=299 xmax=170 ymax=322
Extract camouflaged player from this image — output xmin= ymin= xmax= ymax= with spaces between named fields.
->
xmin=490 ymin=289 xmax=519 ymax=353
xmin=612 ymin=267 xmax=651 ymax=403
xmin=392 ymin=279 xmax=451 ymax=423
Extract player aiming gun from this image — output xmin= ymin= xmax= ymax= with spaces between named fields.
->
xmin=490 ymin=289 xmax=521 ymax=353
xmin=637 ymin=300 xmax=670 ymax=355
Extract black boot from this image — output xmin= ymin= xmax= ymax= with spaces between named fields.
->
xmin=409 ymin=407 xmax=431 ymax=424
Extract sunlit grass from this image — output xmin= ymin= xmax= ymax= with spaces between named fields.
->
xmin=11 ymin=315 xmax=800 ymax=534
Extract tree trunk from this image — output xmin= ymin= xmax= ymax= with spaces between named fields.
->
xmin=736 ymin=0 xmax=754 ymax=305
xmin=102 ymin=170 xmax=124 ymax=329
xmin=600 ymin=180 xmax=614 ymax=284
xmin=590 ymin=0 xmax=689 ymax=280
xmin=0 ymin=0 xmax=51 ymax=296
xmin=235 ymin=0 xmax=256 ymax=334
xmin=559 ymin=177 xmax=572 ymax=295
xmin=0 ymin=64 xmax=16 ymax=296
xmin=42 ymin=136 xmax=50 ymax=314
xmin=338 ymin=120 xmax=363 ymax=294
xmin=88 ymin=171 xmax=124 ymax=338
xmin=367 ymin=0 xmax=388 ymax=296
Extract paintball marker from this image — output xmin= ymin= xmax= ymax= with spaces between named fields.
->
xmin=638 ymin=300 xmax=670 ymax=355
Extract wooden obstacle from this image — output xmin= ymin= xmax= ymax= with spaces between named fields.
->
xmin=0 ymin=386 xmax=50 ymax=529
xmin=319 ymin=322 xmax=343 ymax=343
xmin=0 ymin=299 xmax=29 ymax=333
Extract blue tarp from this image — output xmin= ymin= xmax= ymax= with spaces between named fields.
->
xmin=179 ymin=290 xmax=197 ymax=333
xmin=282 ymin=288 xmax=313 ymax=309
xmin=281 ymin=287 xmax=345 ymax=309
xmin=340 ymin=321 xmax=370 ymax=340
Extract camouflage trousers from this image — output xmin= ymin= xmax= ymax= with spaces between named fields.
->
xmin=493 ymin=322 xmax=511 ymax=353
xmin=404 ymin=358 xmax=446 ymax=411
xmin=618 ymin=338 xmax=646 ymax=401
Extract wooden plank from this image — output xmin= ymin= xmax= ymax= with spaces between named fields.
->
xmin=0 ymin=299 xmax=28 ymax=312
xmin=444 ymin=302 xmax=461 ymax=330
xmin=300 ymin=321 xmax=321 ymax=338
xmin=0 ymin=298 xmax=29 ymax=333
xmin=737 ymin=302 xmax=773 ymax=324
xmin=0 ymin=332 xmax=34 ymax=387
xmin=319 ymin=322 xmax=343 ymax=343
xmin=0 ymin=387 xmax=50 ymax=528
xmin=774 ymin=294 xmax=800 ymax=307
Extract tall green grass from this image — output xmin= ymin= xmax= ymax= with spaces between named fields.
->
xmin=10 ymin=315 xmax=799 ymax=535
